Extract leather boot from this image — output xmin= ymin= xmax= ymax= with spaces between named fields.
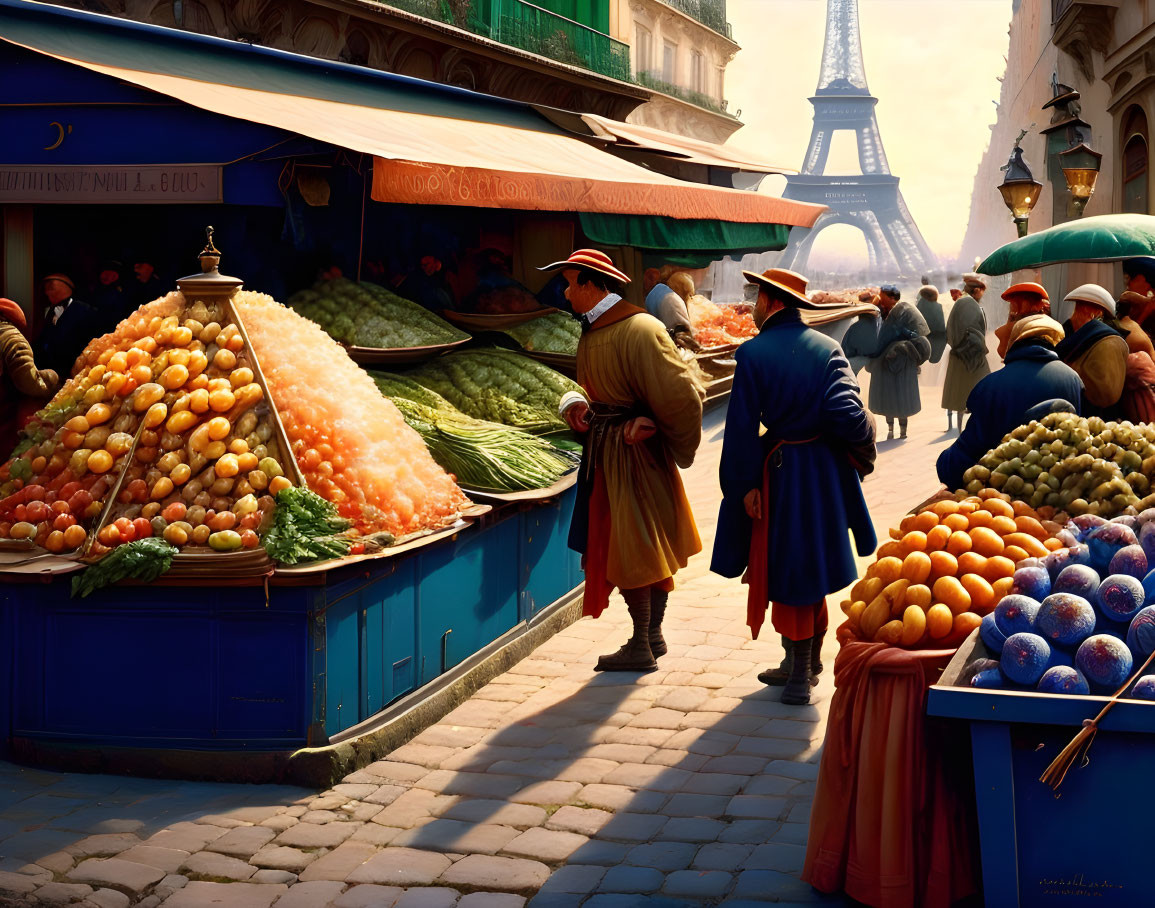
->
xmin=811 ymin=610 xmax=827 ymax=677
xmin=757 ymin=636 xmax=792 ymax=686
xmin=649 ymin=587 xmax=669 ymax=658
xmin=781 ymin=636 xmax=814 ymax=705
xmin=596 ymin=587 xmax=658 ymax=672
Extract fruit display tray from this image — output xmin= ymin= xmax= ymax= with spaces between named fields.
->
xmin=930 ymin=629 xmax=1155 ymax=907
xmin=442 ymin=309 xmax=554 ymax=331
xmin=344 ymin=338 xmax=471 ymax=365
xmin=459 ymin=470 xmax=577 ymax=505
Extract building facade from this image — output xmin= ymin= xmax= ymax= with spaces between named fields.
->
xmin=960 ymin=0 xmax=1155 ymax=311
xmin=612 ymin=0 xmax=742 ymax=143
xmin=41 ymin=0 xmax=649 ymax=119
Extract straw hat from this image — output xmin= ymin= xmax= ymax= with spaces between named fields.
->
xmin=741 ymin=268 xmax=832 ymax=309
xmin=538 ymin=249 xmax=631 ymax=284
xmin=1063 ymin=283 xmax=1115 ymax=317
xmin=1010 ymin=314 xmax=1065 ymax=347
xmin=1002 ymin=281 xmax=1049 ymax=302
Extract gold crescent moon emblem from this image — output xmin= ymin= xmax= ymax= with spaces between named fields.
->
xmin=44 ymin=121 xmax=66 ymax=151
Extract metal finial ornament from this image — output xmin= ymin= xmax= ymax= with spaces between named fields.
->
xmin=177 ymin=225 xmax=243 ymax=298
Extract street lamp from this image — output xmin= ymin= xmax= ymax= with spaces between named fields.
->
xmin=1059 ymin=141 xmax=1103 ymax=217
xmin=999 ymin=139 xmax=1044 ymax=238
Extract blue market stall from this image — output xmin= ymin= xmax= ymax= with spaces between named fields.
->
xmin=0 ymin=0 xmax=826 ymax=784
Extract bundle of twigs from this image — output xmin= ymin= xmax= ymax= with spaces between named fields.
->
xmin=1039 ymin=647 xmax=1155 ymax=791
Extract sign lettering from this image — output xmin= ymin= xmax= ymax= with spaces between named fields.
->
xmin=0 ymin=165 xmax=222 ymax=204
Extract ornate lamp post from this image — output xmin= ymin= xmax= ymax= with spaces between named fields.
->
xmin=999 ymin=132 xmax=1043 ymax=238
xmin=1059 ymin=141 xmax=1103 ymax=217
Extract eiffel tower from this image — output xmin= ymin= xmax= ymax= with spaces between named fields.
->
xmin=777 ymin=0 xmax=935 ymax=276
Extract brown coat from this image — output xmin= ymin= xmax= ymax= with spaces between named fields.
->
xmin=1067 ymin=332 xmax=1129 ymax=409
xmin=577 ymin=305 xmax=704 ymax=590
xmin=1 ymin=319 xmax=58 ymax=454
xmin=942 ymin=294 xmax=990 ymax=411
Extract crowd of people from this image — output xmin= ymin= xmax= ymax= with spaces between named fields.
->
xmin=548 ymin=249 xmax=1155 ymax=708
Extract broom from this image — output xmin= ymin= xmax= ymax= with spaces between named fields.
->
xmin=1039 ymin=646 xmax=1155 ymax=791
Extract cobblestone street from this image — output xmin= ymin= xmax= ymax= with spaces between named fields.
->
xmin=0 ymin=359 xmax=964 ymax=908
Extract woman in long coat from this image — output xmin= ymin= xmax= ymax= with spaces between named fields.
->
xmin=867 ymin=287 xmax=931 ymax=439
xmin=942 ymin=275 xmax=991 ymax=431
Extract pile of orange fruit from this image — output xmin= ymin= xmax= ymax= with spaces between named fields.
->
xmin=842 ymin=491 xmax=1065 ymax=648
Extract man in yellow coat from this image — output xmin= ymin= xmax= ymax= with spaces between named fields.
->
xmin=541 ymin=249 xmax=704 ymax=672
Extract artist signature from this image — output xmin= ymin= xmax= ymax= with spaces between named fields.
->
xmin=1038 ymin=874 xmax=1123 ymax=897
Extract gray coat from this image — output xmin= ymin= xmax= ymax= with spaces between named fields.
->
xmin=867 ymin=302 xmax=931 ymax=419
xmin=942 ymin=294 xmax=990 ymax=411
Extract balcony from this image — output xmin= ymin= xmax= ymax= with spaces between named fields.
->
xmin=662 ymin=0 xmax=732 ymax=40
xmin=381 ymin=0 xmax=631 ymax=82
xmin=635 ymin=70 xmax=734 ymax=117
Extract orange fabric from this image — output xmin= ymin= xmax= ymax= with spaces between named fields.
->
xmin=772 ymin=599 xmax=828 ymax=642
xmin=803 ymin=641 xmax=979 ymax=908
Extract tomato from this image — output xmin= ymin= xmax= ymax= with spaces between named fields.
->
xmin=132 ymin=517 xmax=153 ymax=539
xmin=112 ymin=517 xmax=136 ymax=543
xmin=68 ymin=490 xmax=93 ymax=513
xmin=126 ymin=479 xmax=148 ymax=503
xmin=98 ymin=524 xmax=120 ymax=546
xmin=44 ymin=531 xmax=66 ymax=554
xmin=53 ymin=513 xmax=76 ymax=532
xmin=162 ymin=502 xmax=187 ymax=523
xmin=63 ymin=524 xmax=87 ymax=549
xmin=349 ymin=542 xmax=365 ymax=556
xmin=24 ymin=484 xmax=46 ymax=501
xmin=12 ymin=504 xmax=27 ymax=523
xmin=50 ymin=498 xmax=70 ymax=514
xmin=25 ymin=501 xmax=50 ymax=523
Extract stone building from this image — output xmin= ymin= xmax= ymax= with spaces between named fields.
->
xmin=959 ymin=0 xmax=1155 ymax=311
xmin=610 ymin=0 xmax=742 ymax=143
xmin=42 ymin=0 xmax=743 ymax=140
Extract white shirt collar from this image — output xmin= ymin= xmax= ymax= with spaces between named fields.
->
xmin=584 ymin=293 xmax=621 ymax=327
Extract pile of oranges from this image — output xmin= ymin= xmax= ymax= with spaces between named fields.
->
xmin=842 ymin=492 xmax=1065 ymax=648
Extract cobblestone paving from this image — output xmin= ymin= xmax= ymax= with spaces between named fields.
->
xmin=1 ymin=362 xmax=961 ymax=907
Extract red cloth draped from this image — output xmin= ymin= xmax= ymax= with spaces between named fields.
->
xmin=802 ymin=641 xmax=979 ymax=908
xmin=581 ymin=468 xmax=672 ymax=618
xmin=770 ymin=599 xmax=828 ymax=643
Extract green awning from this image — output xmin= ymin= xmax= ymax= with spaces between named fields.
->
xmin=579 ymin=212 xmax=789 ymax=257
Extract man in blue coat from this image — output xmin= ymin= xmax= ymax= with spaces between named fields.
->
xmin=712 ymin=268 xmax=877 ymax=706
xmin=937 ymin=314 xmax=1084 ymax=491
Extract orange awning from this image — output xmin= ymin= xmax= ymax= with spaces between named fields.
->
xmin=8 ymin=41 xmax=823 ymax=228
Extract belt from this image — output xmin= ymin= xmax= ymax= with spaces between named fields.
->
xmin=764 ymin=435 xmax=820 ymax=469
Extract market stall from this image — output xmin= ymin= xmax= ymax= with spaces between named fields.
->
xmin=805 ymin=404 xmax=1155 ymax=906
xmin=0 ymin=237 xmax=584 ymax=784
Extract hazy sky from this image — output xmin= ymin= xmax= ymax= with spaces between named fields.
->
xmin=724 ymin=0 xmax=1013 ymax=267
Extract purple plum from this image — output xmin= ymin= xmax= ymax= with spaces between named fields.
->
xmin=971 ymin=668 xmax=1005 ymax=689
xmin=1052 ymin=565 xmax=1101 ymax=600
xmin=1138 ymin=508 xmax=1155 ymax=525
xmin=1036 ymin=593 xmax=1096 ymax=648
xmin=1043 ymin=544 xmax=1092 ymax=581
xmin=1072 ymin=514 xmax=1109 ymax=536
xmin=980 ymin=613 xmax=1007 ymax=654
xmin=1097 ymin=574 xmax=1145 ymax=623
xmin=1010 ymin=564 xmax=1051 ymax=601
xmin=1001 ymin=633 xmax=1052 ymax=685
xmin=1037 ymin=666 xmax=1090 ymax=695
xmin=1130 ymin=676 xmax=1155 ymax=700
xmin=1110 ymin=545 xmax=1149 ymax=580
xmin=963 ymin=657 xmax=1000 ymax=687
xmin=1056 ymin=529 xmax=1080 ymax=548
xmin=1111 ymin=515 xmax=1141 ymax=533
xmin=1087 ymin=523 xmax=1139 ymax=572
xmin=1076 ymin=634 xmax=1134 ymax=692
xmin=1126 ymin=606 xmax=1155 ymax=661
xmin=995 ymin=595 xmax=1040 ymax=637
xmin=1142 ymin=568 xmax=1155 ymax=606
xmin=1140 ymin=522 xmax=1155 ymax=568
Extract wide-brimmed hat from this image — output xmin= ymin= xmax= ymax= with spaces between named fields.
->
xmin=741 ymin=268 xmax=831 ymax=309
xmin=1064 ymin=283 xmax=1115 ymax=317
xmin=41 ymin=273 xmax=75 ymax=292
xmin=538 ymin=249 xmax=630 ymax=284
xmin=1002 ymin=281 xmax=1049 ymax=302
xmin=1010 ymin=313 xmax=1064 ymax=347
xmin=1124 ymin=256 xmax=1155 ymax=283
xmin=962 ymin=272 xmax=987 ymax=289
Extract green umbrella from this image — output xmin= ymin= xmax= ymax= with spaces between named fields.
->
xmin=978 ymin=213 xmax=1155 ymax=275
